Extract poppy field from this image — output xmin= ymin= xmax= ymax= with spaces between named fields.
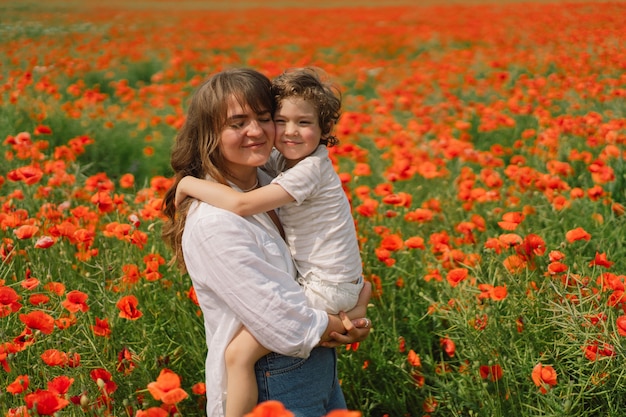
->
xmin=1 ymin=1 xmax=626 ymax=416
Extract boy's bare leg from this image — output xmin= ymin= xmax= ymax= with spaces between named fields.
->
xmin=224 ymin=327 xmax=271 ymax=417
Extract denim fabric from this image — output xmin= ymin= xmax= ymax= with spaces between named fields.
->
xmin=255 ymin=347 xmax=347 ymax=416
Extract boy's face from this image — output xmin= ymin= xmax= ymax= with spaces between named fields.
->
xmin=274 ymin=97 xmax=322 ymax=168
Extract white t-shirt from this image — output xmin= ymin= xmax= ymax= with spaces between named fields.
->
xmin=265 ymin=146 xmax=363 ymax=284
xmin=181 ymin=172 xmax=327 ymax=417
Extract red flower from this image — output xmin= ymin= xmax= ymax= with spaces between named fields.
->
xmin=440 ymin=337 xmax=456 ymax=357
xmin=244 ymin=401 xmax=294 ymax=417
xmin=446 ymin=268 xmax=468 ymax=288
xmin=48 ymin=375 xmax=74 ymax=396
xmin=90 ymin=368 xmax=118 ymax=394
xmin=7 ymin=375 xmax=29 ymax=394
xmin=120 ymin=173 xmax=135 ymax=189
xmin=41 ymin=349 xmax=68 ymax=367
xmin=19 ymin=311 xmax=55 ymax=334
xmin=61 ymin=290 xmax=89 ymax=313
xmin=380 ymin=234 xmax=404 ymax=251
xmin=116 ymin=295 xmax=143 ymax=320
xmin=404 ymin=236 xmax=425 ymax=249
xmin=616 ymin=316 xmax=626 ymax=336
xmin=589 ymin=252 xmax=614 ymax=269
xmin=565 ymin=227 xmax=591 ymax=243
xmin=479 ymin=364 xmax=503 ymax=381
xmin=35 ymin=236 xmax=56 ymax=249
xmin=24 ymin=389 xmax=70 ymax=415
xmin=7 ymin=165 xmax=44 ymax=185
xmin=136 ymin=408 xmax=169 ymax=417
xmin=92 ymin=317 xmax=111 ymax=337
xmin=147 ymin=369 xmax=189 ymax=405
xmin=497 ymin=211 xmax=524 ymax=230
xmin=14 ymin=225 xmax=39 ymax=240
xmin=191 ymin=382 xmax=206 ymax=395
xmin=34 ymin=125 xmax=52 ymax=135
xmin=407 ymin=349 xmax=421 ymax=367
xmin=0 ymin=286 xmax=22 ymax=317
xmin=531 ymin=363 xmax=557 ymax=394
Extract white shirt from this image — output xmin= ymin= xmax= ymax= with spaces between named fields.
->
xmin=181 ymin=173 xmax=328 ymax=417
xmin=266 ymin=146 xmax=363 ymax=283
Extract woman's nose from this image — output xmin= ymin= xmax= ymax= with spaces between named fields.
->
xmin=247 ymin=120 xmax=263 ymax=136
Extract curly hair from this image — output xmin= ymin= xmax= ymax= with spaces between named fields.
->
xmin=271 ymin=67 xmax=342 ymax=147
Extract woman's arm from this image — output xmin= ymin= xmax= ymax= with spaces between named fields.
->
xmin=176 ymin=176 xmax=294 ymax=215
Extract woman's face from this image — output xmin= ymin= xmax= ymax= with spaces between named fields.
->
xmin=220 ymin=96 xmax=275 ymax=173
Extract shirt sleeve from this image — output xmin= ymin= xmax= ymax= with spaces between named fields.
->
xmin=183 ymin=206 xmax=327 ymax=357
xmin=272 ymin=152 xmax=323 ymax=205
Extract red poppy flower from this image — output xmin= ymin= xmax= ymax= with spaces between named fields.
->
xmin=407 ymin=349 xmax=421 ymax=367
xmin=90 ymin=368 xmax=118 ymax=394
xmin=446 ymin=268 xmax=468 ymax=288
xmin=440 ymin=337 xmax=456 ymax=357
xmin=61 ymin=290 xmax=89 ymax=313
xmin=616 ymin=316 xmax=626 ymax=336
xmin=480 ymin=364 xmax=503 ymax=381
xmin=120 ymin=173 xmax=135 ymax=189
xmin=29 ymin=293 xmax=50 ymax=306
xmin=14 ymin=225 xmax=39 ymax=240
xmin=136 ymin=408 xmax=170 ymax=417
xmin=380 ymin=234 xmax=404 ymax=251
xmin=244 ymin=401 xmax=294 ymax=417
xmin=565 ymin=227 xmax=591 ymax=243
xmin=24 ymin=389 xmax=70 ymax=415
xmin=19 ymin=311 xmax=55 ymax=334
xmin=92 ymin=317 xmax=111 ymax=337
xmin=0 ymin=286 xmax=22 ymax=317
xmin=404 ymin=236 xmax=425 ymax=249
xmin=6 ymin=375 xmax=29 ymax=394
xmin=531 ymin=363 xmax=557 ymax=394
xmin=44 ymin=281 xmax=66 ymax=296
xmin=191 ymin=382 xmax=206 ymax=395
xmin=7 ymin=165 xmax=44 ymax=185
xmin=116 ymin=295 xmax=143 ymax=320
xmin=498 ymin=211 xmax=524 ymax=230
xmin=324 ymin=411 xmax=362 ymax=417
xmin=147 ymin=368 xmax=189 ymax=405
xmin=34 ymin=125 xmax=52 ymax=135
xmin=41 ymin=349 xmax=69 ymax=367
xmin=589 ymin=252 xmax=614 ymax=269
xmin=48 ymin=375 xmax=74 ymax=396
xmin=21 ymin=277 xmax=40 ymax=290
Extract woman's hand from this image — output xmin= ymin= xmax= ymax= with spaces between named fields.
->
xmin=320 ymin=312 xmax=372 ymax=348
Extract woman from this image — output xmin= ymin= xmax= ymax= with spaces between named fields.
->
xmin=162 ymin=68 xmax=371 ymax=417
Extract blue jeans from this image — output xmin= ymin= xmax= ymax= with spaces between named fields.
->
xmin=255 ymin=347 xmax=347 ymax=417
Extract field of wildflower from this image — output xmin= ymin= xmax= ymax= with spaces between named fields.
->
xmin=1 ymin=0 xmax=626 ymax=416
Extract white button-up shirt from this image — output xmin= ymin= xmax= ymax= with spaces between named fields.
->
xmin=181 ymin=176 xmax=328 ymax=417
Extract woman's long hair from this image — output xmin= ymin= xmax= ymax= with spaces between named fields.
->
xmin=162 ymin=68 xmax=274 ymax=271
